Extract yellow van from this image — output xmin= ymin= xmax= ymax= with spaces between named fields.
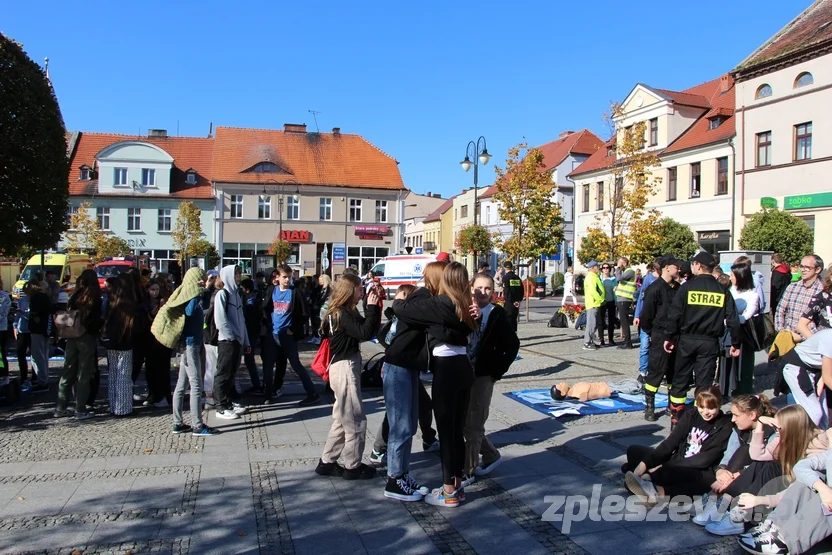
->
xmin=12 ymin=253 xmax=94 ymax=298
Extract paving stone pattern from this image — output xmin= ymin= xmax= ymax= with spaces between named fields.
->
xmin=1 ymin=300 xmax=788 ymax=554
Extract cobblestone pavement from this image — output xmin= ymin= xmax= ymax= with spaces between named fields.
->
xmin=0 ymin=300 xmax=815 ymax=554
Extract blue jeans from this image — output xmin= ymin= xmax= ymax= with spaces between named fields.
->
xmin=383 ymin=362 xmax=418 ymax=478
xmin=270 ymin=332 xmax=316 ymax=395
xmin=638 ymin=329 xmax=650 ymax=376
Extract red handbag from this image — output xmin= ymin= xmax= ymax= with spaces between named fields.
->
xmin=311 ymin=338 xmax=331 ymax=382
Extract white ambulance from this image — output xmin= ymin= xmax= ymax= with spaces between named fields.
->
xmin=370 ymin=254 xmax=440 ymax=298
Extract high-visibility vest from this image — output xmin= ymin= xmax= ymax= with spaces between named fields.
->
xmin=615 ymin=267 xmax=637 ymax=301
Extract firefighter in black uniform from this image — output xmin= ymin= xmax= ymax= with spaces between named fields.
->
xmin=639 ymin=255 xmax=682 ymax=422
xmin=664 ymin=251 xmax=742 ymax=428
xmin=502 ymin=261 xmax=524 ymax=332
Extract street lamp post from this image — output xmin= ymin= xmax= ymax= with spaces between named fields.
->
xmin=460 ymin=136 xmax=491 ymax=269
xmin=263 ymin=179 xmax=300 ymax=238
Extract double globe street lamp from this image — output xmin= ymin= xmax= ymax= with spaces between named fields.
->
xmin=460 ymin=136 xmax=491 ymax=267
xmin=262 ymin=179 xmax=301 ymax=237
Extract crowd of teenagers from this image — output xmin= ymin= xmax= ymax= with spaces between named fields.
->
xmin=605 ymin=248 xmax=832 ymax=554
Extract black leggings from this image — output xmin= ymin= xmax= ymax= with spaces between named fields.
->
xmin=623 ymin=444 xmax=715 ymax=498
xmin=724 ymin=461 xmax=785 ymax=498
xmin=431 ymin=355 xmax=474 ymax=486
xmin=381 ymin=380 xmax=437 ymax=446
xmin=597 ymin=301 xmax=616 ymax=343
xmin=16 ymin=332 xmax=31 ymax=381
xmin=0 ymin=330 xmax=9 ymax=378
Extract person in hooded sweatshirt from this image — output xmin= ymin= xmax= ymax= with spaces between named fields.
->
xmin=213 ymin=265 xmax=250 ymax=420
xmin=770 ymin=253 xmax=792 ymax=313
xmin=622 ymin=385 xmax=733 ymax=504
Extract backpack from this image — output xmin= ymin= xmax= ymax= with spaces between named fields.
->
xmin=574 ymin=311 xmax=587 ymax=331
xmin=548 ymin=312 xmax=568 ymax=328
xmin=361 ymin=352 xmax=385 ymax=389
xmin=54 ymin=309 xmax=86 ymax=339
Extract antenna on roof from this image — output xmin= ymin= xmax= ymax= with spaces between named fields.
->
xmin=208 ymin=122 xmax=213 ymax=139
xmin=177 ymin=120 xmax=180 ymax=137
xmin=44 ymin=57 xmax=50 ymax=81
xmin=308 ymin=110 xmax=322 ymax=132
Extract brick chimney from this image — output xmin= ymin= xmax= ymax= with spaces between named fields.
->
xmin=332 ymin=127 xmax=341 ymax=135
xmin=284 ymin=123 xmax=307 ymax=134
xmin=558 ymin=130 xmax=575 ymax=139
xmin=720 ymin=75 xmax=732 ymax=94
xmin=148 ymin=129 xmax=167 ymax=138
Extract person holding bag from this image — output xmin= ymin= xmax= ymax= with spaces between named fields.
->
xmin=315 ymin=274 xmax=380 ymax=480
xmin=55 ymin=270 xmax=102 ymax=419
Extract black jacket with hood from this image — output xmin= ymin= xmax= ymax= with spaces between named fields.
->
xmin=323 ymin=304 xmax=381 ymax=363
xmin=471 ymin=303 xmax=520 ymax=381
xmin=383 ymin=287 xmax=432 ymax=371
xmin=642 ymin=406 xmax=732 ymax=471
xmin=261 ymin=284 xmax=308 ymax=338
xmin=392 ymin=288 xmax=473 ymax=360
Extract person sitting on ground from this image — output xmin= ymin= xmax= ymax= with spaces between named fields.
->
xmin=622 ymin=386 xmax=732 ymax=504
xmin=738 ymin=426 xmax=832 ymax=555
xmin=779 ymin=327 xmax=832 ymax=427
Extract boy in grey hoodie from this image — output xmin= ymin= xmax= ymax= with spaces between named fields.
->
xmin=214 ymin=265 xmax=251 ymax=419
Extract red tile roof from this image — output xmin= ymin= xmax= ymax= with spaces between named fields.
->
xmin=68 ymin=132 xmax=214 ymax=198
xmin=536 ymin=129 xmax=604 ymax=172
xmin=212 ymin=127 xmax=405 ymax=190
xmin=424 ymin=196 xmax=457 ymax=222
xmin=479 ymin=184 xmax=498 ymax=200
xmin=570 ymin=74 xmax=736 ymax=175
xmin=737 ymin=0 xmax=832 ymax=73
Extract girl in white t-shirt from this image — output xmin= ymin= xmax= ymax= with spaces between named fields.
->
xmin=721 ymin=263 xmax=760 ymax=397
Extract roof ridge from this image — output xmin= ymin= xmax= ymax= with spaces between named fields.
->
xmin=737 ymin=0 xmax=829 ymax=68
xmin=78 ymin=131 xmax=213 ymax=141
xmin=215 ymin=125 xmax=358 ymax=136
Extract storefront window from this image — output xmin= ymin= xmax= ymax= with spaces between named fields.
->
xmin=697 ymin=231 xmax=730 ymax=257
xmin=349 ymin=246 xmax=389 ymax=275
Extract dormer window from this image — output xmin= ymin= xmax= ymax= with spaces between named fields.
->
xmin=79 ymin=165 xmax=91 ymax=180
xmin=708 ymin=117 xmax=724 ymax=130
xmin=186 ymin=170 xmax=197 ymax=185
xmin=249 ymin=162 xmax=281 ymax=173
xmin=607 ymin=146 xmax=615 ymax=157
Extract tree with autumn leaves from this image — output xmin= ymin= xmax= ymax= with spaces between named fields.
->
xmin=578 ymin=103 xmax=663 ymax=264
xmin=491 ymin=143 xmax=564 ymax=265
xmin=62 ymin=201 xmax=131 ymax=257
xmin=172 ymin=201 xmax=204 ymax=264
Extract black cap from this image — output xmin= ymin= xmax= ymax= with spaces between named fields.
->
xmin=680 ymin=261 xmax=692 ymax=277
xmin=660 ymin=255 xmax=682 ymax=269
xmin=691 ymin=251 xmax=716 ymax=267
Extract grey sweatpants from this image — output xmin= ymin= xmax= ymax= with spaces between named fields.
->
xmin=770 ymin=481 xmax=832 ymax=555
xmin=583 ymin=308 xmax=598 ymax=345
xmin=173 ymin=343 xmax=205 ymax=429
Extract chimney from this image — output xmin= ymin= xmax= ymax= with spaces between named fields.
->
xmin=426 ymin=191 xmax=431 ymax=197
xmin=283 ymin=123 xmax=307 ymax=134
xmin=433 ymin=193 xmax=442 ymax=198
xmin=558 ymin=130 xmax=575 ymax=139
xmin=148 ymin=129 xmax=167 ymax=138
xmin=720 ymin=74 xmax=732 ymax=93
xmin=332 ymin=127 xmax=341 ymax=135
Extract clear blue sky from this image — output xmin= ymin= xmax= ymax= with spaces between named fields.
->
xmin=4 ymin=0 xmax=805 ymax=198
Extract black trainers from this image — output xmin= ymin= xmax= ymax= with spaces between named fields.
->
xmin=315 ymin=460 xmax=345 ymax=477
xmin=343 ymin=463 xmax=376 ymax=480
xmin=384 ymin=475 xmax=423 ymax=502
xmin=192 ymin=425 xmax=220 ymax=437
xmin=172 ymin=424 xmax=193 ymax=434
xmin=298 ymin=393 xmax=321 ymax=407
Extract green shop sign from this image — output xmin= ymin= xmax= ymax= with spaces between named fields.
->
xmin=784 ymin=192 xmax=832 ymax=210
xmin=760 ymin=197 xmax=778 ymax=209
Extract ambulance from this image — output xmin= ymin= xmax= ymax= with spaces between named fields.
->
xmin=369 ymin=254 xmax=440 ymax=298
xmin=12 ymin=253 xmax=94 ymax=299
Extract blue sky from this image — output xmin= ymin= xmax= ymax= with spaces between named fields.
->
xmin=4 ymin=0 xmax=806 ymax=198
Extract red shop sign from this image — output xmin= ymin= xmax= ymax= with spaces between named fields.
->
xmin=354 ymin=225 xmax=390 ymax=236
xmin=358 ymin=235 xmax=384 ymax=240
xmin=281 ymin=230 xmax=311 ymax=243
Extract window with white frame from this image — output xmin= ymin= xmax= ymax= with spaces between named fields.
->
xmin=287 ymin=196 xmax=299 ymax=220
xmin=158 ymin=208 xmax=172 ymax=231
xmin=485 ymin=205 xmax=491 ymax=225
xmin=186 ymin=171 xmax=197 ymax=185
xmin=320 ymin=198 xmax=332 ymax=221
xmin=127 ymin=207 xmax=142 ymax=231
xmin=349 ymin=199 xmax=362 ymax=222
xmin=141 ymin=168 xmax=156 ymax=186
xmin=114 ymin=167 xmax=128 ymax=186
xmin=258 ymin=195 xmax=271 ymax=219
xmin=230 ymin=195 xmax=243 ymax=219
xmin=67 ymin=205 xmax=78 ymax=229
xmin=96 ymin=207 xmax=110 ymax=230
xmin=375 ymin=200 xmax=388 ymax=223
xmin=79 ymin=167 xmax=90 ymax=180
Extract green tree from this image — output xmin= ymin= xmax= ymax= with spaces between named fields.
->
xmin=0 ymin=34 xmax=69 ymax=253
xmin=584 ymin=103 xmax=663 ymax=261
xmin=577 ymin=227 xmax=612 ymax=264
xmin=653 ymin=219 xmax=699 ymax=261
xmin=454 ymin=224 xmax=493 ymax=256
xmin=172 ymin=201 xmax=203 ymax=264
xmin=740 ymin=208 xmax=814 ymax=265
xmin=492 ymin=143 xmax=565 ymax=264
xmin=190 ymin=238 xmax=220 ymax=270
xmin=96 ymin=236 xmax=132 ymax=258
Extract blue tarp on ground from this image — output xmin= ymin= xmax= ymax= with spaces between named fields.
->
xmin=505 ymin=388 xmax=674 ymax=418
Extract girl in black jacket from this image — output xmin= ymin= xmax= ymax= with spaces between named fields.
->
xmin=623 ymin=385 xmax=732 ymax=504
xmin=27 ymin=280 xmax=53 ymax=392
xmin=315 ymin=273 xmax=381 ymax=481
xmin=102 ymin=276 xmax=135 ymax=416
xmin=56 ymin=269 xmax=102 ymax=419
xmin=393 ymin=262 xmax=479 ymax=508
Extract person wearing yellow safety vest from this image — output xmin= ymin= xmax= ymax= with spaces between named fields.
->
xmin=614 ymin=256 xmax=637 ymax=349
xmin=582 ymin=261 xmax=605 ymax=351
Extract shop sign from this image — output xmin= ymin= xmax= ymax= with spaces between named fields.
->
xmin=358 ymin=235 xmax=384 ymax=240
xmin=332 ymin=243 xmax=346 ymax=263
xmin=125 ymin=238 xmax=147 ymax=248
xmin=280 ymin=230 xmax=311 ymax=243
xmin=760 ymin=197 xmax=778 ymax=209
xmin=698 ymin=231 xmax=730 ymax=243
xmin=784 ymin=192 xmax=832 ymax=211
xmin=354 ymin=225 xmax=390 ymax=236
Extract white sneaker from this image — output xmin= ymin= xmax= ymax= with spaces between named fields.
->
xmin=132 ymin=394 xmax=145 ymax=402
xmin=232 ymin=402 xmax=248 ymax=415
xmin=705 ymin=512 xmax=745 ymax=536
xmin=215 ymin=409 xmax=240 ymax=420
xmin=474 ymin=455 xmax=503 ymax=476
xmin=693 ymin=495 xmax=724 ymax=526
xmin=624 ymin=471 xmax=658 ymax=504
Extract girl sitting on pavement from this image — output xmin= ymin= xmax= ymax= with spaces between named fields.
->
xmin=622 ymin=386 xmax=732 ymax=504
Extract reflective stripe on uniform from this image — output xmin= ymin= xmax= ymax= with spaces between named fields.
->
xmin=670 ymin=395 xmax=688 ymax=405
xmin=687 ymin=291 xmax=725 ymax=307
xmin=509 ymin=279 xmax=522 ymax=287
xmin=615 ymin=268 xmax=637 ymax=301
xmin=644 ymin=383 xmax=659 ymax=393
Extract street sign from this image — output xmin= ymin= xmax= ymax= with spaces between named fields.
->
xmin=333 ymin=243 xmax=346 ymax=263
xmin=321 ymin=244 xmax=330 ymax=272
xmin=415 ymin=247 xmax=423 ymax=254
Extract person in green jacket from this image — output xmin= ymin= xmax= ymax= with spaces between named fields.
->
xmin=583 ymin=261 xmax=605 ymax=350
